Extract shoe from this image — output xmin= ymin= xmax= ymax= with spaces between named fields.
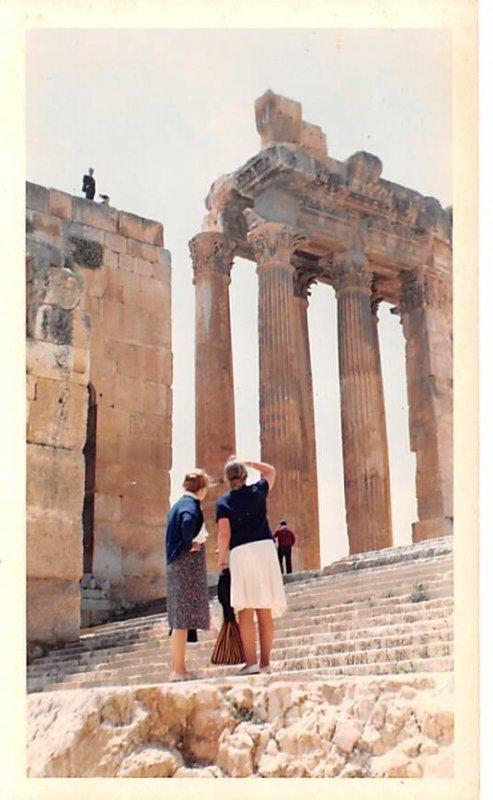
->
xmin=169 ymin=671 xmax=198 ymax=682
xmin=237 ymin=663 xmax=260 ymax=676
xmin=260 ymin=665 xmax=271 ymax=674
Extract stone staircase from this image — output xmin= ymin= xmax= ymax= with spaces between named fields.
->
xmin=27 ymin=538 xmax=453 ymax=693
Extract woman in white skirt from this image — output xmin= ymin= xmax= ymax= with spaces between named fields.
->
xmin=216 ymin=457 xmax=287 ymax=675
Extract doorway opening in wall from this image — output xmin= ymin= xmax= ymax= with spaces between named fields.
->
xmin=82 ymin=383 xmax=97 ymax=575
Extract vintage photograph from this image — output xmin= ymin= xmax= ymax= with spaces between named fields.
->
xmin=2 ymin=3 xmax=478 ymax=795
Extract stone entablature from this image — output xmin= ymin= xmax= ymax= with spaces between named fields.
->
xmin=191 ymin=91 xmax=452 ymax=564
xmin=26 ymin=182 xmax=173 ymax=646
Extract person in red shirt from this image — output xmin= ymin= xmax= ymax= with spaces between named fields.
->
xmin=273 ymin=520 xmax=296 ymax=574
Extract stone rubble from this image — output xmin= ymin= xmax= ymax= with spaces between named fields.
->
xmin=27 ymin=674 xmax=453 ymax=778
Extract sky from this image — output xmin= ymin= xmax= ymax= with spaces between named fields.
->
xmin=26 ymin=28 xmax=453 ymax=566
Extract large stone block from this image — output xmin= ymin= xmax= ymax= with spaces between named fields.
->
xmin=151 ymin=249 xmax=172 ymax=281
xmin=27 ymin=444 xmax=85 ymax=518
xmin=255 ymin=90 xmax=302 ymax=147
xmin=94 ymin=493 xmax=123 ymax=523
xmin=123 ymin=574 xmax=165 ymax=603
xmin=49 ymin=189 xmax=73 ymax=220
xmin=93 ymin=404 xmax=131 ymax=440
xmin=32 ymin=304 xmax=74 ymax=347
xmin=72 ymin=197 xmax=118 ymax=233
xmin=31 ymin=211 xmax=63 ymax=238
xmin=135 ymin=277 xmax=171 ymax=315
xmin=127 ymin=239 xmax=160 ymax=263
xmin=104 ymin=231 xmax=128 ymax=254
xmin=27 ymin=377 xmax=88 ymax=451
xmin=27 ymin=511 xmax=83 ymax=581
xmin=114 ymin=375 xmax=170 ymax=414
xmin=121 ymin=492 xmax=169 ymax=526
xmin=26 ymin=182 xmax=49 ymax=212
xmin=115 ymin=433 xmax=171 ymax=470
xmin=27 ymin=577 xmax=81 ymax=645
xmin=129 ymin=409 xmax=170 ymax=439
xmin=43 ymin=265 xmax=84 ymax=310
xmin=104 ymin=341 xmax=172 ymax=385
xmin=300 ymin=121 xmax=328 ymax=161
xmin=66 ymin=221 xmax=105 ymax=245
xmin=27 ymin=340 xmax=88 ymax=386
xmin=118 ymin=211 xmax=164 ymax=246
xmin=95 ymin=461 xmax=167 ymax=500
xmin=92 ymin=523 xmax=124 ymax=587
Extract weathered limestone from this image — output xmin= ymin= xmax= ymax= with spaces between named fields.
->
xmin=332 ymin=249 xmax=393 ymax=553
xmin=27 ymin=673 xmax=454 ymax=777
xmin=189 ymin=232 xmax=236 ymax=547
xmin=26 ymin=182 xmax=173 ymax=644
xmin=398 ymin=263 xmax=453 ymax=541
xmin=26 ymin=235 xmax=90 ymax=647
xmin=192 ymin=90 xmax=452 ymax=561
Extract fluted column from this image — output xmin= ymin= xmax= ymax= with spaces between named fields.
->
xmin=293 ymin=282 xmax=320 ymax=569
xmin=333 ymin=249 xmax=393 ymax=554
xmin=399 ymin=265 xmax=453 ymax=541
xmin=189 ymin=232 xmax=236 ymax=554
xmin=248 ymin=223 xmax=306 ymax=562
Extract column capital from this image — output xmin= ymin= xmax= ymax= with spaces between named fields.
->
xmin=332 ymin=249 xmax=372 ymax=295
xmin=248 ymin=222 xmax=305 ymax=271
xmin=399 ymin=266 xmax=452 ymax=314
xmin=189 ymin=231 xmax=236 ymax=281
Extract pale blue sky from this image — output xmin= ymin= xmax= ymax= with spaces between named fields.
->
xmin=26 ymin=28 xmax=452 ymax=564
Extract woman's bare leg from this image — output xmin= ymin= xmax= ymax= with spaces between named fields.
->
xmin=238 ymin=608 xmax=257 ymax=665
xmin=171 ymin=629 xmax=188 ymax=674
xmin=256 ymin=608 xmax=274 ymax=668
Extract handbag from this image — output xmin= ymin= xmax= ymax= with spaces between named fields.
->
xmin=210 ymin=568 xmax=245 ymax=665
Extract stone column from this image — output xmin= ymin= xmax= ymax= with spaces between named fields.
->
xmin=399 ymin=265 xmax=453 ymax=541
xmin=333 ymin=249 xmax=393 ymax=554
xmin=248 ymin=223 xmax=307 ymax=565
xmin=189 ymin=232 xmax=236 ymax=553
xmin=293 ymin=280 xmax=320 ymax=569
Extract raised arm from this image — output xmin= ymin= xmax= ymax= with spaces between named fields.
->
xmin=244 ymin=459 xmax=276 ymax=490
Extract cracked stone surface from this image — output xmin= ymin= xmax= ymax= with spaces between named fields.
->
xmin=27 ymin=673 xmax=453 ymax=778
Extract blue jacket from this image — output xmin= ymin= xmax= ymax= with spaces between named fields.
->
xmin=166 ymin=494 xmax=203 ymax=565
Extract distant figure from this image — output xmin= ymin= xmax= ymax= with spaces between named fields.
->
xmin=82 ymin=168 xmax=96 ymax=200
xmin=99 ymin=194 xmax=110 ymax=206
xmin=274 ymin=520 xmax=296 ymax=574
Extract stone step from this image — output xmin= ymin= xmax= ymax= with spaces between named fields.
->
xmin=292 ymin=556 xmax=453 ymax=590
xmin=27 ymin=628 xmax=454 ymax=691
xmin=28 ymin=596 xmax=453 ymax=671
xmin=30 ymin=650 xmax=454 ymax=694
xmin=28 ymin=624 xmax=454 ymax=683
xmin=28 ymin=596 xmax=453 ymax=676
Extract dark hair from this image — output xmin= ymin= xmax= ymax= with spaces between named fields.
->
xmin=183 ymin=469 xmax=210 ymax=494
xmin=280 ymin=520 xmax=287 ymax=525
xmin=224 ymin=459 xmax=248 ymax=490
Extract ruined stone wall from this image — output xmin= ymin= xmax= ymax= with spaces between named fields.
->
xmin=26 ymin=183 xmax=172 ymax=642
xmin=27 ymin=195 xmax=91 ymax=646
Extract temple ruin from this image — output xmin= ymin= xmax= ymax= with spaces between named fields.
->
xmin=190 ymin=91 xmax=453 ymax=570
xmin=26 ymin=183 xmax=172 ymax=647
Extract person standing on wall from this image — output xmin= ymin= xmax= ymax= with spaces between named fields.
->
xmin=273 ymin=519 xmax=296 ymax=575
xmin=216 ymin=457 xmax=287 ymax=675
xmin=165 ymin=468 xmax=211 ymax=681
xmin=82 ymin=167 xmax=96 ymax=200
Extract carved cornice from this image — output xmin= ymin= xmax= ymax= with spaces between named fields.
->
xmin=247 ymin=223 xmax=305 ymax=271
xmin=332 ymin=249 xmax=372 ymax=295
xmin=189 ymin=232 xmax=236 ymax=281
